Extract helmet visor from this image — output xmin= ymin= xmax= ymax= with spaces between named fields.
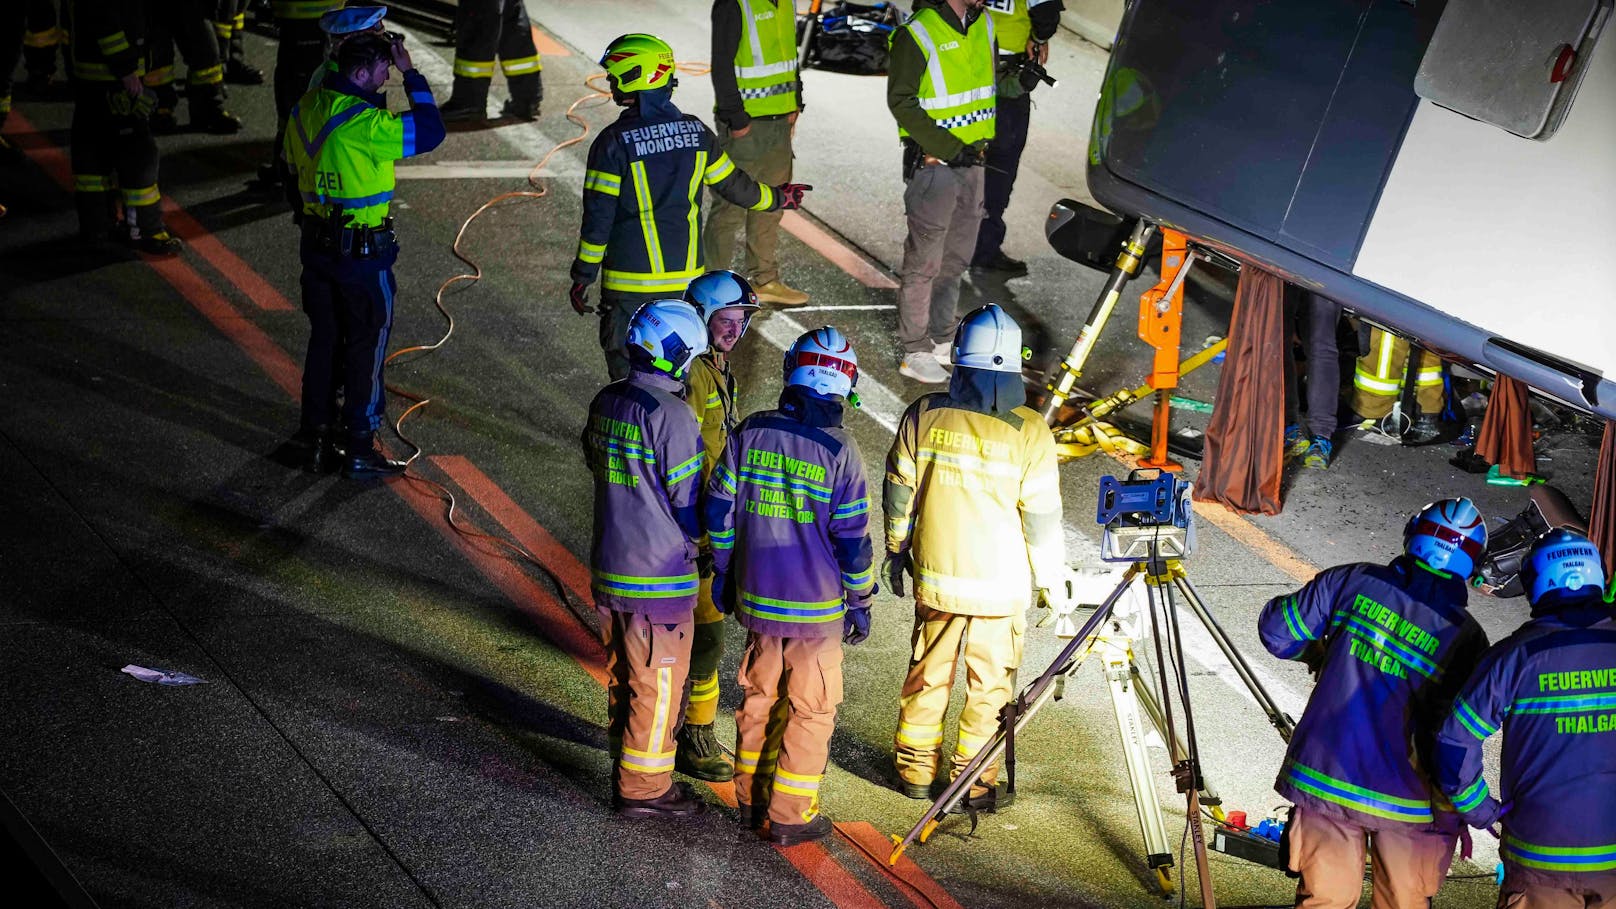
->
xmin=1410 ymin=518 xmax=1486 ymax=565
xmin=791 ymin=350 xmax=857 ymax=385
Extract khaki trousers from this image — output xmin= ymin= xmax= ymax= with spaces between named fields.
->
xmin=894 ymin=605 xmax=1025 ymax=796
xmin=898 ymin=163 xmax=984 ymax=354
xmin=703 ymin=117 xmax=793 ymax=286
xmin=734 ymin=632 xmax=844 ymax=826
xmin=598 ymin=606 xmax=694 ymax=801
xmin=1352 ymin=328 xmax=1443 ymax=419
xmin=1287 ymin=806 xmax=1456 ymax=909
xmin=1498 ymin=869 xmax=1616 ymax=909
xmin=685 ymin=573 xmax=724 ymax=725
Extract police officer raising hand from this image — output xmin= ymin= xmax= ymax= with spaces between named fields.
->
xmin=389 ymin=31 xmax=413 ymax=74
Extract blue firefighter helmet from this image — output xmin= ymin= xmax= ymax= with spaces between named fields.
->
xmin=952 ymin=303 xmax=1027 ymax=373
xmin=783 ymin=326 xmax=858 ymax=398
xmin=1404 ymin=497 xmax=1488 ymax=578
xmin=683 ymin=270 xmax=760 ymax=328
xmin=624 ymin=299 xmax=708 ymax=377
xmin=1522 ymin=528 xmax=1607 ymax=606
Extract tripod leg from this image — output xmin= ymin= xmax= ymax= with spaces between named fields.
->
xmin=1106 ymin=645 xmax=1176 ymax=895
xmin=1172 ymin=574 xmax=1296 ymax=741
xmin=1131 ymin=661 xmax=1222 ymax=811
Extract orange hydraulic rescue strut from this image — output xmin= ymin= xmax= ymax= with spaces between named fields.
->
xmin=1136 ymin=229 xmax=1192 ymax=470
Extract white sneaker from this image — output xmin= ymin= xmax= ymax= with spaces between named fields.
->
xmin=931 ymin=341 xmax=954 ymax=369
xmin=899 ymin=350 xmax=951 ymax=384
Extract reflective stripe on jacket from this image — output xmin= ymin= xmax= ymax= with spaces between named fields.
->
xmin=69 ymin=0 xmax=147 ymax=81
xmin=1258 ymin=559 xmax=1488 ymax=829
xmin=732 ymin=0 xmax=800 ymax=117
xmin=285 ymin=71 xmax=444 ymax=227
xmin=571 ymin=97 xmax=781 ymax=294
xmin=893 ymin=5 xmax=996 ymax=146
xmin=686 ymin=353 xmax=736 ymax=481
xmin=1434 ymin=601 xmax=1616 ymax=883
xmin=884 ymin=395 xmax=1063 ymax=616
xmin=584 ymin=368 xmax=705 ymax=619
xmin=706 ymin=402 xmax=874 ymax=638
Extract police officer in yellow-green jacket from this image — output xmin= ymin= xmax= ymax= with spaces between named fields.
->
xmin=887 ymin=0 xmax=997 ymax=386
xmin=704 ymin=0 xmax=809 ymax=307
xmin=283 ymin=29 xmax=444 ymax=479
xmin=884 ymin=304 xmax=1066 ymax=810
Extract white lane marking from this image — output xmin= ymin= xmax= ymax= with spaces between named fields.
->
xmin=396 ymin=161 xmax=584 ymax=179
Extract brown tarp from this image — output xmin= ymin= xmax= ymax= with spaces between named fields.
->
xmin=1475 ymin=375 xmax=1535 ymax=479
xmin=1591 ymin=421 xmax=1616 ymax=578
xmin=1193 ymin=266 xmax=1284 ymax=515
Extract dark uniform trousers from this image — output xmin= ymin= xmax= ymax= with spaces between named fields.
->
xmin=0 ymin=0 xmax=61 ymax=126
xmin=971 ymin=86 xmax=1029 ymax=266
xmin=272 ymin=18 xmax=326 ymax=173
xmin=215 ymin=0 xmax=249 ymax=67
xmin=298 ymin=228 xmax=398 ymax=440
xmin=144 ymin=0 xmax=226 ymax=116
xmin=598 ymin=289 xmax=662 ymax=382
xmin=451 ymin=0 xmax=541 ymax=102
xmin=70 ymin=83 xmax=164 ymax=237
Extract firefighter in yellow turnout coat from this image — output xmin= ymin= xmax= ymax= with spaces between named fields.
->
xmin=884 ymin=304 xmax=1065 ymax=807
xmin=675 ymin=270 xmax=760 ymax=782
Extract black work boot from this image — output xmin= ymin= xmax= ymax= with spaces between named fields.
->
xmin=767 ymin=811 xmax=831 ymax=846
xmin=674 ymin=723 xmax=734 ymax=782
xmin=971 ymin=251 xmax=1029 ymax=278
xmin=616 ymin=781 xmax=707 ymax=819
xmin=125 ymin=209 xmax=183 ymax=257
xmin=223 ymin=59 xmax=264 ymax=85
xmin=190 ymin=92 xmax=244 ymax=135
xmin=439 ymin=77 xmax=489 ymax=123
xmin=1405 ymin=413 xmax=1444 ymax=446
xmin=946 ymin=782 xmax=1015 ymax=815
xmin=735 ymin=801 xmax=765 ymax=830
xmin=342 ymin=433 xmax=407 ymax=480
xmin=897 ymin=778 xmax=933 ymax=800
xmin=289 ymin=425 xmax=337 ymax=474
xmin=501 ymin=75 xmax=541 ymax=121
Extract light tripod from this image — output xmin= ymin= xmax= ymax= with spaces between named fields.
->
xmin=888 ymin=536 xmax=1296 ymax=905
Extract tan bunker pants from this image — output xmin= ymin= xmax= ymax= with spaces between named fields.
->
xmin=598 ymin=606 xmax=694 ymax=802
xmin=733 ymin=633 xmax=843 ymax=826
xmin=1287 ymin=805 xmax=1456 ymax=909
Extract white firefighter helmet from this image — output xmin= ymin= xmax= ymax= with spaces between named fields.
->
xmin=624 ymin=299 xmax=709 ymax=376
xmin=952 ymin=303 xmax=1025 ymax=373
xmin=783 ymin=326 xmax=859 ymax=398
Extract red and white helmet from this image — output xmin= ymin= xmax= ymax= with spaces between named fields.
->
xmin=783 ymin=326 xmax=858 ymax=398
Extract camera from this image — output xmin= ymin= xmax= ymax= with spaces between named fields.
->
xmin=1096 ymin=469 xmax=1196 ymax=562
xmin=1017 ymin=59 xmax=1057 ymax=92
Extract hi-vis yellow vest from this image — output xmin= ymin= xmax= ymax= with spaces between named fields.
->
xmin=733 ymin=0 xmax=800 ymax=117
xmin=897 ymin=7 xmax=997 ymax=145
xmin=983 ymin=0 xmax=1032 ymax=54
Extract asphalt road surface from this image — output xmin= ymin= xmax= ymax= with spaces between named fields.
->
xmin=0 ymin=3 xmax=1602 ymax=907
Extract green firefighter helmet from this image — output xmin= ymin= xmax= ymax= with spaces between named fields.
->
xmin=599 ymin=33 xmax=676 ymax=94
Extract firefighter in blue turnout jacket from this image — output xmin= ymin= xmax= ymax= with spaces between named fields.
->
xmin=584 ymin=300 xmax=712 ymax=818
xmin=283 ymin=30 xmax=445 ymax=478
xmin=706 ymin=326 xmax=876 ymax=845
xmin=569 ymin=33 xmax=812 ymax=381
xmin=1258 ymin=498 xmax=1491 ymax=908
xmin=1435 ymin=529 xmax=1616 ymax=908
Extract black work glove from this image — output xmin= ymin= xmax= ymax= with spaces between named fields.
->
xmin=882 ymin=551 xmax=911 ymax=598
xmin=946 ymin=142 xmax=986 ymax=168
xmin=569 ymin=281 xmax=591 ymax=315
xmin=843 ymin=606 xmax=871 ymax=646
xmin=695 ymin=550 xmax=714 ymax=579
xmin=775 ymin=183 xmax=812 ymax=210
xmin=712 ymin=572 xmax=735 ymax=615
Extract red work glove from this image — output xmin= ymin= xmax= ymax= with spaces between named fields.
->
xmin=569 ymin=281 xmax=591 ymax=315
xmin=775 ymin=183 xmax=812 ymax=211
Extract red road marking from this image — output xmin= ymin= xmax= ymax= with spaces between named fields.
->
xmin=531 ymin=25 xmax=571 ymax=58
xmin=776 ymin=841 xmax=888 ymax=909
xmin=781 ymin=212 xmax=899 ymax=291
xmin=7 ymin=113 xmax=303 ymax=397
xmin=839 ymin=822 xmax=969 ymax=909
xmin=391 ymin=469 xmax=611 ymax=686
xmin=429 ymin=454 xmax=595 ymax=605
xmin=162 ymin=201 xmax=296 ymax=312
xmin=146 ymin=255 xmax=304 ymax=399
